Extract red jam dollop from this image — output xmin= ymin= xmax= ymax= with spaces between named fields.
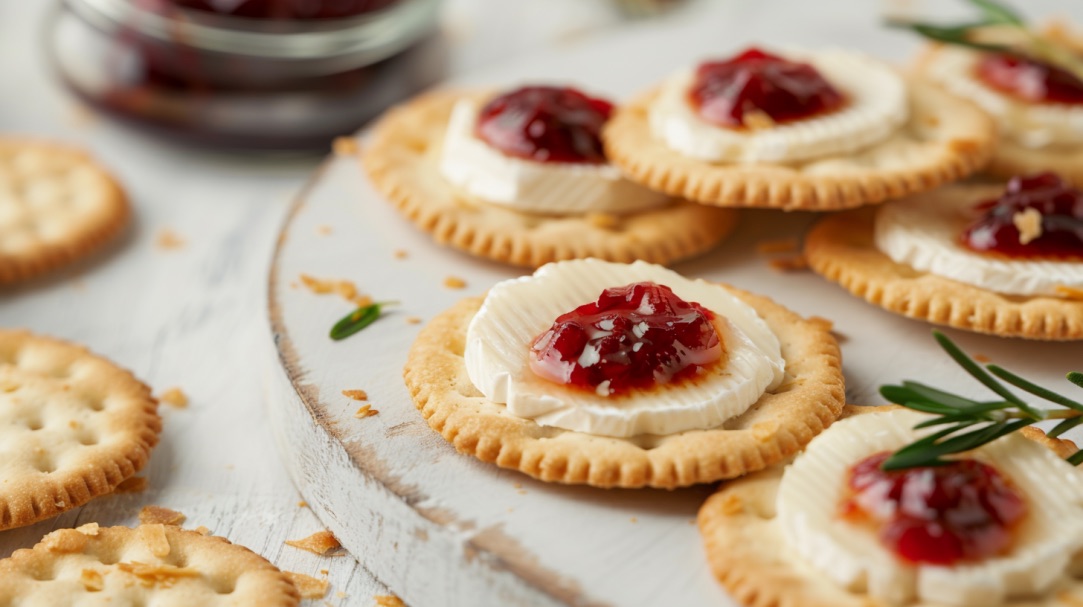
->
xmin=688 ymin=48 xmax=846 ymax=128
xmin=976 ymin=53 xmax=1083 ymax=104
xmin=529 ymin=282 xmax=722 ymax=395
xmin=840 ymin=452 xmax=1027 ymax=566
xmin=475 ymin=86 xmax=614 ymax=164
xmin=961 ymin=172 xmax=1083 ymax=259
xmin=170 ymin=0 xmax=400 ymax=19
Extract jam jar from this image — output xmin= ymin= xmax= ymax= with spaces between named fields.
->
xmin=47 ymin=0 xmax=445 ymax=151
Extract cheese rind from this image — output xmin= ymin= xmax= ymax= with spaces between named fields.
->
xmin=439 ymin=98 xmax=668 ymax=215
xmin=777 ymin=408 xmax=1083 ymax=607
xmin=463 ymin=259 xmax=785 ymax=437
xmin=649 ymin=49 xmax=908 ymax=163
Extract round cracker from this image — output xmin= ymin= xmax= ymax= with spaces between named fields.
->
xmin=603 ymin=77 xmax=995 ymax=211
xmin=803 ymin=195 xmax=1083 ymax=341
xmin=697 ymin=405 xmax=1082 ymax=607
xmin=0 ymin=139 xmax=130 ymax=285
xmin=403 ymin=287 xmax=844 ymax=489
xmin=361 ymin=90 xmax=739 ymax=268
xmin=0 ymin=330 xmax=161 ymax=530
xmin=0 ymin=524 xmax=300 ymax=605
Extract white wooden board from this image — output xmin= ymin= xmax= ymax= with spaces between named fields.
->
xmin=264 ymin=2 xmax=1083 ymax=605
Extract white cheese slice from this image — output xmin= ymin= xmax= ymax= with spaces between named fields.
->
xmin=874 ymin=188 xmax=1083 ymax=296
xmin=648 ymin=48 xmax=908 ymax=163
xmin=923 ymin=46 xmax=1083 ymax=149
xmin=777 ymin=408 xmax=1083 ymax=607
xmin=439 ymin=98 xmax=668 ymax=215
xmin=463 ymin=259 xmax=785 ymax=437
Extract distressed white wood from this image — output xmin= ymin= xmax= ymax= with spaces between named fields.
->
xmin=266 ymin=2 xmax=1083 ymax=606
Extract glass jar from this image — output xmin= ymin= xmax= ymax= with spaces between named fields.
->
xmin=47 ymin=0 xmax=446 ymax=151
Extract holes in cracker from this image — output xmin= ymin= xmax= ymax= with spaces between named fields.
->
xmin=77 ymin=431 xmax=100 ymax=446
xmin=25 ymin=417 xmax=44 ymax=431
xmin=403 ymin=137 xmax=428 ymax=154
xmin=211 ymin=575 xmax=237 ymax=594
xmin=28 ymin=562 xmax=58 ymax=581
xmin=33 ymin=452 xmax=57 ymax=474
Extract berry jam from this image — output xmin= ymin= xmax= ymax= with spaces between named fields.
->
xmin=170 ymin=0 xmax=399 ymax=19
xmin=529 ymin=282 xmax=722 ymax=395
xmin=840 ymin=452 xmax=1027 ymax=566
xmin=688 ymin=48 xmax=846 ymax=128
xmin=976 ymin=53 xmax=1083 ymax=104
xmin=475 ymin=86 xmax=614 ymax=164
xmin=961 ymin=172 xmax=1083 ymax=259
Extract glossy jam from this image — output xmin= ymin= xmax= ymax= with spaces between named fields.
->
xmin=475 ymin=86 xmax=614 ymax=164
xmin=976 ymin=53 xmax=1083 ymax=104
xmin=840 ymin=452 xmax=1027 ymax=566
xmin=688 ymin=48 xmax=845 ymax=128
xmin=961 ymin=172 xmax=1083 ymax=259
xmin=170 ymin=0 xmax=399 ymax=19
xmin=529 ymin=282 xmax=722 ymax=395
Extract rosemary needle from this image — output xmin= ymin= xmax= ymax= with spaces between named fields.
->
xmin=329 ymin=301 xmax=398 ymax=341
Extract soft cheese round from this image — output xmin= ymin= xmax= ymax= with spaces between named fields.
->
xmin=648 ymin=49 xmax=909 ymax=163
xmin=923 ymin=46 xmax=1083 ymax=149
xmin=439 ymin=98 xmax=668 ymax=215
xmin=777 ymin=408 xmax=1083 ymax=607
xmin=463 ymin=259 xmax=785 ymax=438
xmin=874 ymin=187 xmax=1083 ymax=296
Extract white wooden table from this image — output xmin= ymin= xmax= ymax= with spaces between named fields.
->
xmin=3 ymin=1 xmax=1082 ymax=605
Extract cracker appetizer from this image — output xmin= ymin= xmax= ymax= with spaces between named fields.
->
xmin=404 ymin=259 xmax=844 ymax=489
xmin=805 ymin=172 xmax=1083 ymax=340
xmin=362 ymin=86 xmax=737 ymax=268
xmin=604 ymin=46 xmax=995 ymax=210
xmin=899 ymin=0 xmax=1083 ymax=185
xmin=700 ymin=335 xmax=1083 ymax=607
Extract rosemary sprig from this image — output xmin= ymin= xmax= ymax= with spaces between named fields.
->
xmin=329 ymin=301 xmax=398 ymax=341
xmin=879 ymin=330 xmax=1083 ymax=471
xmin=887 ymin=0 xmax=1083 ymax=83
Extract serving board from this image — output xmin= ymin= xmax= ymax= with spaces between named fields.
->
xmin=262 ymin=2 xmax=1083 ymax=605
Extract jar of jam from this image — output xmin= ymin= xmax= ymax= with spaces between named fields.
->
xmin=47 ymin=0 xmax=446 ymax=151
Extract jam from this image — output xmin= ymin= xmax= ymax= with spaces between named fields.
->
xmin=840 ymin=452 xmax=1027 ymax=566
xmin=976 ymin=53 xmax=1083 ymax=104
xmin=961 ymin=172 xmax=1083 ymax=259
xmin=475 ymin=86 xmax=614 ymax=164
xmin=170 ymin=0 xmax=399 ymax=19
xmin=688 ymin=48 xmax=846 ymax=128
xmin=529 ymin=282 xmax=722 ymax=395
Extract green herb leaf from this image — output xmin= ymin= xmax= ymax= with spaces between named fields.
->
xmin=1069 ymin=372 xmax=1083 ymax=390
xmin=329 ymin=301 xmax=397 ymax=341
xmin=968 ymin=0 xmax=1025 ymax=26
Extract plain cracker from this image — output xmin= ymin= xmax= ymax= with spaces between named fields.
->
xmin=362 ymin=90 xmax=739 ymax=268
xmin=0 ymin=329 xmax=161 ymax=530
xmin=602 ymin=77 xmax=994 ymax=211
xmin=404 ymin=287 xmax=845 ymax=489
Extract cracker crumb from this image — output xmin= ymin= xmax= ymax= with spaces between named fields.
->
xmin=405 ymin=316 xmax=422 ymax=325
xmin=586 ymin=212 xmax=619 ymax=229
xmin=155 ymin=229 xmax=186 ymax=250
xmin=768 ymin=255 xmax=809 ymax=272
xmin=517 ymin=489 xmax=527 ymax=496
xmin=285 ymin=572 xmax=330 ymax=599
xmin=629 ymin=517 xmax=638 ymax=523
xmin=159 ymin=387 xmax=188 ymax=408
xmin=114 ymin=476 xmax=149 ymax=493
xmin=76 ymin=522 xmax=100 ymax=536
xmin=394 ymin=249 xmax=409 ymax=259
xmin=321 ymin=569 xmax=330 ymax=575
xmin=355 ymin=404 xmax=379 ymax=418
xmin=139 ymin=506 xmax=186 ymax=526
xmin=80 ymin=568 xmax=104 ymax=592
xmin=117 ymin=562 xmax=200 ymax=588
xmin=973 ymin=354 xmax=992 ymax=363
xmin=444 ymin=276 xmax=467 ymax=290
xmin=720 ymin=493 xmax=745 ymax=515
xmin=374 ymin=595 xmax=406 ymax=607
xmin=139 ymin=524 xmax=171 ymax=558
xmin=194 ymin=526 xmax=211 ymax=535
xmin=43 ymin=529 xmax=88 ymax=553
xmin=743 ymin=109 xmax=776 ymax=130
xmin=298 ymin=500 xmax=309 ymax=508
xmin=342 ymin=389 xmax=368 ymax=401
xmin=337 ymin=591 xmax=348 ymax=598
xmin=285 ymin=530 xmax=343 ymax=556
xmin=317 ymin=225 xmax=333 ymax=236
xmin=1056 ymin=285 xmax=1083 ymax=300
xmin=1013 ymin=207 xmax=1043 ymax=245
xmin=333 ymin=137 xmax=361 ymax=156
xmin=755 ymin=237 xmax=799 ymax=255
xmin=299 ymin=274 xmax=372 ymax=306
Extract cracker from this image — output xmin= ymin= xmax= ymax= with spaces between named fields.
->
xmin=0 ymin=329 xmax=161 ymax=529
xmin=285 ymin=530 xmax=342 ymax=556
xmin=804 ymin=204 xmax=1083 ymax=340
xmin=603 ymin=77 xmax=994 ymax=211
xmin=986 ymin=136 xmax=1083 ymax=187
xmin=697 ymin=405 xmax=1083 ymax=607
xmin=284 ymin=571 xmax=329 ymax=599
xmin=362 ymin=91 xmax=739 ymax=268
xmin=0 ymin=139 xmax=130 ymax=284
xmin=403 ymin=288 xmax=845 ymax=489
xmin=0 ymin=524 xmax=300 ymax=605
